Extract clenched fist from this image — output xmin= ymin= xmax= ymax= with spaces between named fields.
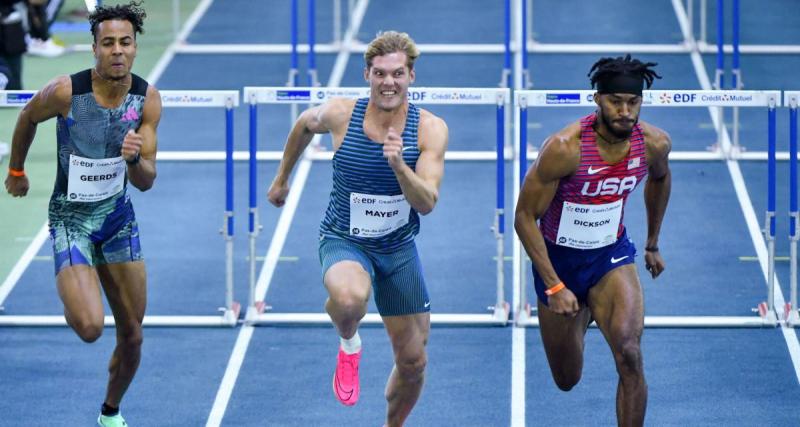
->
xmin=122 ymin=129 xmax=143 ymax=163
xmin=382 ymin=126 xmax=405 ymax=169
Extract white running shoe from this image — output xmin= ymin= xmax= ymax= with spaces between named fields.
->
xmin=27 ymin=37 xmax=66 ymax=58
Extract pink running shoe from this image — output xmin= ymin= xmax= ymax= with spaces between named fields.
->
xmin=333 ymin=347 xmax=361 ymax=406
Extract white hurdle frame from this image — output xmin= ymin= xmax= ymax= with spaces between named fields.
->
xmin=243 ymin=86 xmax=511 ymax=326
xmin=0 ymin=90 xmax=242 ymax=327
xmin=513 ymin=89 xmax=782 ymax=328
xmin=786 ymin=91 xmax=800 ymax=327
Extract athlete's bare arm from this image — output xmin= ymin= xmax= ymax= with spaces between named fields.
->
xmin=386 ymin=109 xmax=448 ymax=215
xmin=515 ymin=121 xmax=582 ymax=315
xmin=4 ymin=76 xmax=72 ymax=197
xmin=640 ymin=120 xmax=672 ymax=278
xmin=268 ymin=98 xmax=354 ymax=207
xmin=126 ymin=84 xmax=161 ymax=191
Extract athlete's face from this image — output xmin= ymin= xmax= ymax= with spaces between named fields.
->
xmin=595 ymin=93 xmax=642 ymax=139
xmin=93 ymin=19 xmax=137 ymax=81
xmin=365 ymin=52 xmax=415 ymax=112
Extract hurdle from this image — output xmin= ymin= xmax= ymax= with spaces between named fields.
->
xmin=692 ymin=0 xmax=800 ymax=54
xmin=0 ymin=90 xmax=241 ymax=327
xmin=787 ymin=91 xmax=800 ymax=327
xmin=242 ymin=86 xmax=511 ymax=326
xmin=512 ymin=89 xmax=781 ymax=328
xmin=175 ymin=0 xmax=517 ymax=56
xmin=521 ymin=0 xmax=800 ymax=55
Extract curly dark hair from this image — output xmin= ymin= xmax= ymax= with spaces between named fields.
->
xmin=588 ymin=54 xmax=662 ymax=89
xmin=88 ymin=1 xmax=147 ymax=41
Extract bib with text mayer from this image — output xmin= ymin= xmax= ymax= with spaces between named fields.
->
xmin=67 ymin=154 xmax=126 ymax=202
xmin=555 ymin=199 xmax=622 ymax=249
xmin=349 ymin=192 xmax=411 ymax=238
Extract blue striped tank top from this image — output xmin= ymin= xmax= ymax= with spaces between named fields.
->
xmin=320 ymin=98 xmax=421 ymax=253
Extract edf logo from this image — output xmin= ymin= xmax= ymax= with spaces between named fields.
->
xmin=408 ymin=91 xmax=426 ymax=101
xmin=673 ymin=93 xmax=696 ymax=103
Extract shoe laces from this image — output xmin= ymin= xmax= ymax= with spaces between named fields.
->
xmin=339 ymin=352 xmax=358 ymax=382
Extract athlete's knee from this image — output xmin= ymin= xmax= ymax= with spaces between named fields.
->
xmin=552 ymin=370 xmax=581 ymax=391
xmin=395 ymin=349 xmax=427 ymax=382
xmin=117 ymin=326 xmax=144 ymax=350
xmin=328 ymin=283 xmax=370 ymax=313
xmin=72 ymin=319 xmax=104 ymax=343
xmin=613 ymin=338 xmax=643 ymax=377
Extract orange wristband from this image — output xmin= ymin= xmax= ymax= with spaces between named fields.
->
xmin=8 ymin=168 xmax=25 ymax=177
xmin=545 ymin=282 xmax=566 ymax=296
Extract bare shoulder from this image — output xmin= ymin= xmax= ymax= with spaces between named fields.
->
xmin=25 ymin=75 xmax=72 ymax=121
xmin=417 ymin=108 xmax=448 ymax=151
xmin=418 ymin=108 xmax=448 ymax=135
xmin=319 ymin=97 xmax=356 ymax=128
xmin=38 ymin=75 xmax=72 ymax=107
xmin=532 ymin=120 xmax=582 ymax=181
xmin=145 ymin=83 xmax=161 ymax=100
xmin=142 ymin=84 xmax=163 ymax=125
xmin=639 ymin=120 xmax=672 ymax=157
xmin=540 ymin=120 xmax=581 ymax=160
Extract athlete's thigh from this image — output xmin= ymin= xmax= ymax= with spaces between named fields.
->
xmin=56 ymin=264 xmax=104 ymax=323
xmin=587 ymin=264 xmax=644 ymax=344
xmin=537 ymin=300 xmax=592 ymax=365
xmin=382 ymin=312 xmax=430 ymax=358
xmin=96 ymin=261 xmax=147 ymax=327
xmin=373 ymin=243 xmax=429 ymax=316
xmin=324 ymin=260 xmax=372 ymax=298
xmin=320 ymin=237 xmax=373 ymax=298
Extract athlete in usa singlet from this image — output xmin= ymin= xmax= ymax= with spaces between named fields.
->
xmin=533 ymin=112 xmax=648 ymax=304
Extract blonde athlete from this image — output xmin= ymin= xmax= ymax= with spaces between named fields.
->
xmin=268 ymin=31 xmax=448 ymax=427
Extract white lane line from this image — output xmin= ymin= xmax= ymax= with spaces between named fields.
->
xmin=0 ymin=0 xmax=203 ymax=308
xmin=672 ymin=0 xmax=800 ymax=385
xmin=204 ymin=1 xmax=371 ymax=425
xmin=0 ymin=224 xmax=49 ymax=307
xmin=511 ymin=1 xmax=527 ymax=425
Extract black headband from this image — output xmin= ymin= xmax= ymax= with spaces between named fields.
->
xmin=596 ymin=73 xmax=644 ymax=96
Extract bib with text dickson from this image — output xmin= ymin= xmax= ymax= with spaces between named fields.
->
xmin=555 ymin=199 xmax=622 ymax=249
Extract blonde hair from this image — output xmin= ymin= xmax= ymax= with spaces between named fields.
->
xmin=364 ymin=31 xmax=420 ymax=69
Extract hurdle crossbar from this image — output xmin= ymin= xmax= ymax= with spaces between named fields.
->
xmin=244 ymin=86 xmax=511 ymax=326
xmin=171 ymin=41 xmax=800 ymax=56
xmin=513 ymin=89 xmax=782 ymax=328
xmin=0 ymin=90 xmax=242 ymax=327
xmin=513 ymin=90 xmax=790 ymax=161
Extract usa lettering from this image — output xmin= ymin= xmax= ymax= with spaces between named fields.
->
xmin=581 ymin=176 xmax=638 ymax=196
xmin=365 ymin=210 xmax=400 ymax=218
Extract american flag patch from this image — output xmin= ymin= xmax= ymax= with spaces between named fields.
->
xmin=627 ymin=157 xmax=641 ymax=169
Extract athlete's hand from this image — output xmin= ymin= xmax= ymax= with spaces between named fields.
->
xmin=383 ymin=127 xmax=405 ymax=169
xmin=122 ymin=129 xmax=143 ymax=163
xmin=548 ymin=287 xmax=580 ymax=317
xmin=644 ymin=250 xmax=665 ymax=279
xmin=268 ymin=177 xmax=290 ymax=207
xmin=5 ymin=174 xmax=30 ymax=197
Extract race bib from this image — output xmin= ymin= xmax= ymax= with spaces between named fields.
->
xmin=349 ymin=192 xmax=410 ymax=238
xmin=555 ymin=200 xmax=623 ymax=249
xmin=67 ymin=154 xmax=126 ymax=202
